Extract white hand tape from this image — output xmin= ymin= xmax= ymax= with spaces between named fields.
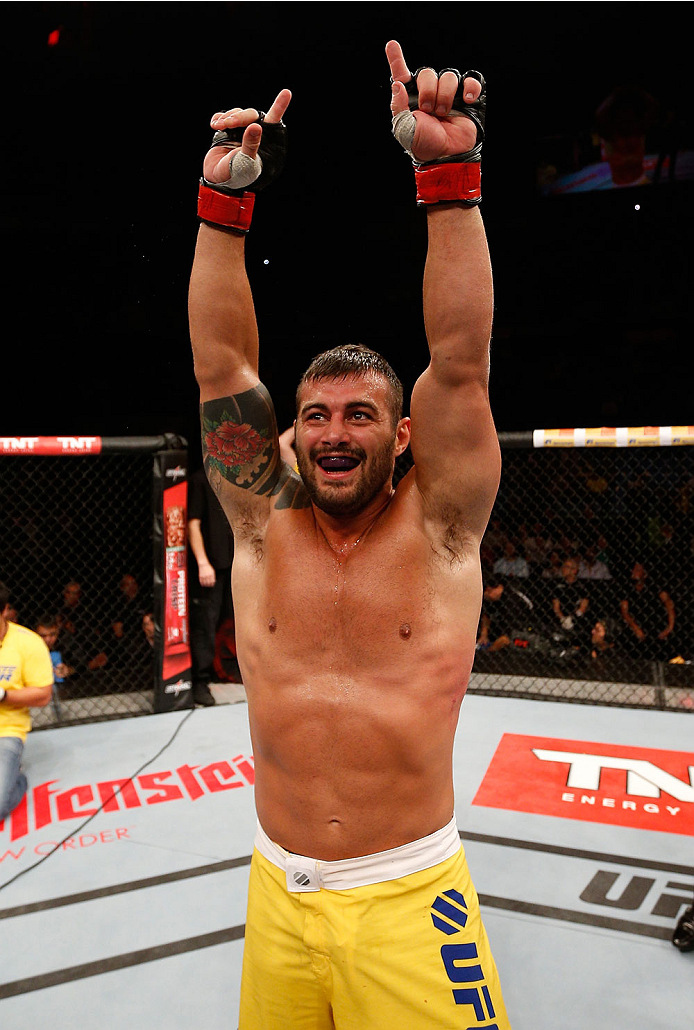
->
xmin=392 ymin=109 xmax=416 ymax=156
xmin=222 ymin=151 xmax=263 ymax=190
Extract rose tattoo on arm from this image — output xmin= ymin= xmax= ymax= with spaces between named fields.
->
xmin=201 ymin=385 xmax=309 ymax=509
xmin=203 ymin=417 xmax=268 ymax=482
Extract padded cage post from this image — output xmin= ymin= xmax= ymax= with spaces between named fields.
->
xmin=0 ymin=434 xmax=190 ymax=727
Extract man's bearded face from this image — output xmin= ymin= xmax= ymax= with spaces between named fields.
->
xmin=294 ymin=374 xmax=399 ymax=517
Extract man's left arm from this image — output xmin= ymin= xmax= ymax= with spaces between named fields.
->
xmin=387 ymin=41 xmax=500 ymax=543
xmin=411 ymin=203 xmax=499 ymax=539
xmin=0 ymin=684 xmax=52 ymax=708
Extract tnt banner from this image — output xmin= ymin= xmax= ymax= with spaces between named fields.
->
xmin=153 ymin=449 xmax=193 ymax=712
xmin=0 ymin=435 xmax=102 ymax=454
xmin=473 ymin=734 xmax=694 ymax=836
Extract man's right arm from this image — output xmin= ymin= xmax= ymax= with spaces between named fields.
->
xmin=189 ymin=226 xmax=283 ymax=510
xmin=188 ymin=94 xmax=307 ymax=522
xmin=189 ymin=225 xmax=261 ymax=399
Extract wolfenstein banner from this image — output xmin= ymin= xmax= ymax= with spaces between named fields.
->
xmin=152 ymin=449 xmax=193 ymax=712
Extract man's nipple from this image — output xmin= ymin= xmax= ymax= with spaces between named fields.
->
xmin=268 ymin=617 xmax=277 ymax=633
xmin=399 ymin=623 xmax=412 ymax=640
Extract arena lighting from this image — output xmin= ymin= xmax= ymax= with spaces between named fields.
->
xmin=47 ymin=27 xmax=61 ymax=47
xmin=634 ymin=204 xmax=641 ymax=211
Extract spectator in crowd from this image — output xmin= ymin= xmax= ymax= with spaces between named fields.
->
xmin=57 ymin=579 xmax=86 ymax=635
xmin=477 ymin=576 xmax=535 ymax=652
xmin=590 ymin=618 xmax=615 ymax=659
xmin=120 ymin=610 xmax=156 ymax=682
xmin=493 ymin=539 xmax=529 ymax=579
xmin=578 ymin=545 xmax=612 ymax=581
xmin=648 ymin=520 xmax=684 ymax=592
xmin=619 ymin=560 xmax=677 ymax=658
xmin=142 ymin=612 xmax=155 ymax=649
xmin=551 ymin=558 xmax=590 ymax=643
xmin=594 ymin=83 xmax=659 ymax=187
xmin=35 ymin=613 xmax=108 ymax=692
xmin=188 ymin=467 xmax=236 ymax=706
xmin=36 ymin=614 xmax=76 ymax=687
xmin=55 ymin=580 xmax=109 ymax=679
xmin=0 ymin=581 xmax=53 ymax=823
xmin=523 ymin=523 xmax=552 ymax=573
xmin=541 ymin=550 xmax=564 ymax=580
xmin=111 ymin=573 xmax=149 ymax=665
xmin=578 ymin=543 xmax=614 ymax=615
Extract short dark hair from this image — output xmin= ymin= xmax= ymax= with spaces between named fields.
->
xmin=0 ymin=581 xmax=10 ymax=611
xmin=296 ymin=344 xmax=404 ymax=426
xmin=36 ymin=613 xmax=59 ymax=631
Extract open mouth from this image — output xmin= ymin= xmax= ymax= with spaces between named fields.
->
xmin=316 ymin=455 xmax=361 ymax=474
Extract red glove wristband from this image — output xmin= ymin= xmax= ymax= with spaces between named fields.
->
xmin=197 ymin=182 xmax=256 ymax=233
xmin=414 ymin=162 xmax=481 ymax=207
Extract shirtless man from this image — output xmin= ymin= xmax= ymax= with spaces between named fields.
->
xmin=190 ymin=39 xmax=509 ymax=1030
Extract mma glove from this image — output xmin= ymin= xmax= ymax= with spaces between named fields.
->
xmin=392 ymin=67 xmax=486 ymax=207
xmin=198 ymin=112 xmax=288 ymax=234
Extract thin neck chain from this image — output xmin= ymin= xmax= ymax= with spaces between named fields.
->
xmin=317 ymin=493 xmax=393 ymax=557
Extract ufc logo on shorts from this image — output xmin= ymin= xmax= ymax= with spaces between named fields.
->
xmin=431 ymin=890 xmax=499 ymax=1029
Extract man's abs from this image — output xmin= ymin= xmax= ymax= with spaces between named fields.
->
xmin=232 ymin=511 xmax=481 ymax=860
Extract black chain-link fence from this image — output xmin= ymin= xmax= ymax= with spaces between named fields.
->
xmin=1 ymin=448 xmax=157 ymax=726
xmin=471 ymin=438 xmax=694 ymax=711
xmin=4 ymin=434 xmax=692 ymax=724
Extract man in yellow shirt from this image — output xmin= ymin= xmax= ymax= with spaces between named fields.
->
xmin=0 ymin=581 xmax=54 ymax=823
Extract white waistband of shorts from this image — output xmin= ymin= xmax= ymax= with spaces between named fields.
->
xmin=254 ymin=816 xmax=461 ymax=892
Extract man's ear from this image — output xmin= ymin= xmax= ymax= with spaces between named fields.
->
xmin=395 ymin=417 xmax=411 ymax=456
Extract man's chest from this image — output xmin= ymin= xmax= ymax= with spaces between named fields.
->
xmin=232 ymin=522 xmax=476 ymax=660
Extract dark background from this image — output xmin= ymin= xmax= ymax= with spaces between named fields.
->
xmin=2 ymin=3 xmax=692 ymax=466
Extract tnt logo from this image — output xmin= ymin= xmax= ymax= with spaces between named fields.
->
xmin=431 ymin=891 xmax=499 ymax=1028
xmin=473 ymin=734 xmax=694 ymax=836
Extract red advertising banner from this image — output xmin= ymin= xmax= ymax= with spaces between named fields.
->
xmin=0 ymin=436 xmax=102 ymax=455
xmin=153 ymin=451 xmax=193 ymax=712
xmin=473 ymin=734 xmax=694 ymax=836
xmin=0 ymin=754 xmax=255 ymax=847
xmin=163 ymin=479 xmax=190 ymax=681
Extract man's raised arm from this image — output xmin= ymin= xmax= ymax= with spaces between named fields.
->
xmin=188 ymin=90 xmax=306 ymax=514
xmin=386 ymin=42 xmax=500 ymax=542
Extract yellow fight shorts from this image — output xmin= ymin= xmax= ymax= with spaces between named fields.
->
xmin=239 ymin=817 xmax=511 ymax=1029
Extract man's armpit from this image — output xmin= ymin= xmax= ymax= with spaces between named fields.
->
xmin=200 ymin=386 xmax=309 ymax=508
